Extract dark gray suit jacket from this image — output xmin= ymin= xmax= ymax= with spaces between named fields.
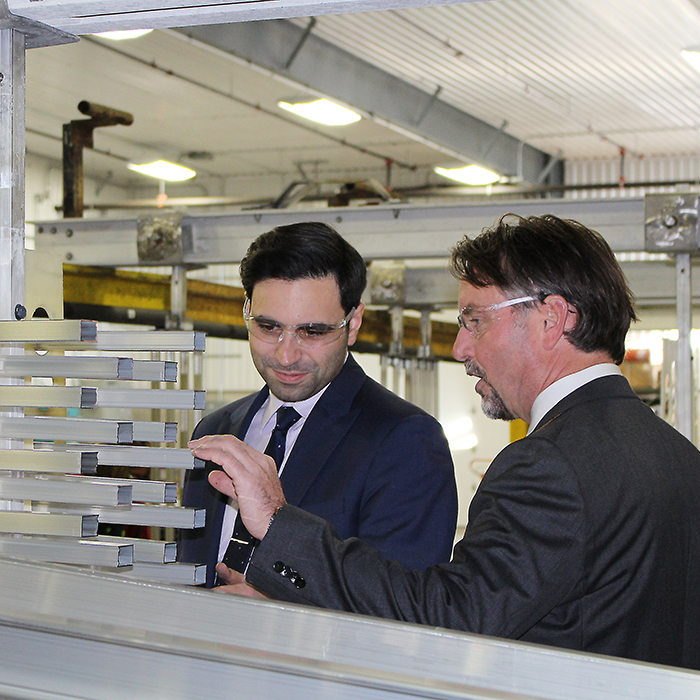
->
xmin=180 ymin=354 xmax=458 ymax=586
xmin=247 ymin=375 xmax=700 ymax=670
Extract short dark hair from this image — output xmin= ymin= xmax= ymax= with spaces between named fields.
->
xmin=450 ymin=213 xmax=637 ymax=364
xmin=240 ymin=222 xmax=366 ymax=313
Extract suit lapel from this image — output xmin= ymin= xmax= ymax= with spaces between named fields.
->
xmin=280 ymin=355 xmax=365 ymax=505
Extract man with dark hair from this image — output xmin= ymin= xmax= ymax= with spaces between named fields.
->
xmin=192 ymin=213 xmax=700 ymax=670
xmin=180 ymin=222 xmax=458 ymax=586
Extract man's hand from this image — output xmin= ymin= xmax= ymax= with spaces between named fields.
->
xmin=189 ymin=434 xmax=286 ymax=540
xmin=213 ymin=562 xmax=270 ymax=599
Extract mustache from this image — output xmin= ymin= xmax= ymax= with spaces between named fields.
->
xmin=262 ymin=358 xmax=316 ymax=373
xmin=463 ymin=359 xmax=486 ymax=380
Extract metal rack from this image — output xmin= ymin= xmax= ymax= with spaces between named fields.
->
xmin=0 ymin=318 xmax=206 ymax=584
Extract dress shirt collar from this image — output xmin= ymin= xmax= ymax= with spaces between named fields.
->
xmin=527 ymin=363 xmax=622 ymax=434
xmin=260 ymin=352 xmax=348 ymax=427
xmin=262 ymin=383 xmax=329 ymax=428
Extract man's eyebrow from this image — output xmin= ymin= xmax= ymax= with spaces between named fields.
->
xmin=250 ymin=313 xmax=280 ymax=323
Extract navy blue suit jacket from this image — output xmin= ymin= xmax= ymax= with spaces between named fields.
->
xmin=180 ymin=354 xmax=458 ymax=586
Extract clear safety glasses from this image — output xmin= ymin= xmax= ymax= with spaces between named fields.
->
xmin=457 ymin=295 xmax=537 ymax=339
xmin=243 ymin=298 xmax=355 ymax=347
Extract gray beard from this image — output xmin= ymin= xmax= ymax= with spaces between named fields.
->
xmin=463 ymin=359 xmax=517 ymax=422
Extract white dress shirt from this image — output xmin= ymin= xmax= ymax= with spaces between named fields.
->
xmin=527 ymin=363 xmax=622 ymax=435
xmin=217 ymin=384 xmax=329 ymax=561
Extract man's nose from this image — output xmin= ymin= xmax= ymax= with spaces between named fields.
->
xmin=452 ymin=328 xmax=475 ymax=362
xmin=275 ymin=330 xmax=303 ymax=364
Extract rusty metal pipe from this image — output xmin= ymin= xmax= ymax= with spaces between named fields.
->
xmin=77 ymin=100 xmax=133 ymax=127
xmin=63 ymin=102 xmax=133 ymax=218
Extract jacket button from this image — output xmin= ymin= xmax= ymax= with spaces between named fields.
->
xmin=295 ymin=577 xmax=306 ymax=589
xmin=272 ymin=561 xmax=285 ymax=574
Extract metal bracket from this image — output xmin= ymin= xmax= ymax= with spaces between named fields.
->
xmin=368 ymin=261 xmax=406 ymax=306
xmin=0 ymin=0 xmax=76 ymax=49
xmin=137 ymin=212 xmax=191 ymax=264
xmin=644 ymin=193 xmax=700 ymax=253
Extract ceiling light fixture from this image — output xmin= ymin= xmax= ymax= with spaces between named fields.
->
xmin=278 ymin=98 xmax=361 ymax=126
xmin=682 ymin=45 xmax=700 ymax=72
xmin=434 ymin=164 xmax=501 ymax=186
xmin=128 ymin=160 xmax=196 ymax=181
xmin=92 ymin=29 xmax=154 ymax=41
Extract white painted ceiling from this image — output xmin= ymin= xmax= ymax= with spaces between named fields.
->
xmin=23 ymin=0 xmax=700 ymax=207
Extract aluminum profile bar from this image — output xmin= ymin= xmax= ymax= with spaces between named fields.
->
xmin=0 ymin=319 xmax=96 ymax=342
xmin=33 ymin=198 xmax=647 ymax=267
xmin=8 ymin=0 xmax=473 ymax=35
xmin=64 ymin=475 xmax=177 ymax=504
xmin=0 ymin=557 xmax=699 ymax=700
xmin=0 ymin=355 xmax=176 ymax=382
xmin=108 ymin=561 xmax=206 ymax=585
xmin=0 ymin=354 xmax=133 ymax=379
xmin=132 ymin=359 xmax=177 ymax=382
xmin=0 ymin=475 xmax=132 ymax=506
xmin=0 ymin=416 xmax=133 ymax=443
xmin=132 ymin=420 xmax=177 ymax=443
xmin=95 ymin=535 xmax=176 ymax=563
xmin=0 ymin=385 xmax=97 ymax=408
xmin=0 ymin=512 xmax=97 ymax=536
xmin=48 ymin=443 xmax=204 ymax=470
xmin=0 ymin=449 xmax=97 ymax=474
xmin=92 ymin=330 xmax=204 ymax=352
xmin=95 ymin=388 xmax=205 ymax=410
xmin=56 ymin=504 xmax=205 ymax=529
xmin=0 ymin=534 xmax=133 ymax=567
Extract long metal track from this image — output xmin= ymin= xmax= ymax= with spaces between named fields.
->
xmin=0 ymin=557 xmax=698 ymax=700
xmin=33 ymin=198 xmax=648 ymax=267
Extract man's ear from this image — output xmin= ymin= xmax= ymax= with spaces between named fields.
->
xmin=347 ymin=302 xmax=364 ymax=346
xmin=540 ymin=295 xmax=575 ymax=351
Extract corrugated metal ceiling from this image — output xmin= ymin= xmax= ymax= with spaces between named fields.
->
xmin=294 ymin=0 xmax=700 ymax=159
xmin=23 ymin=0 xmax=700 ymax=205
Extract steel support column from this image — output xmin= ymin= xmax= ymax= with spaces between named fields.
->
xmin=0 ymin=25 xmax=24 ymax=322
xmin=0 ymin=24 xmax=25 ymax=508
xmin=676 ymin=254 xmax=693 ymax=440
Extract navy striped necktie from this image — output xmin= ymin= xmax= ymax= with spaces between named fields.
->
xmin=219 ymin=406 xmax=301 ymax=577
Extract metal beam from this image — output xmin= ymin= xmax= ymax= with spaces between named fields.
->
xmin=8 ymin=0 xmax=489 ymax=35
xmin=34 ymin=198 xmax=647 ymax=267
xmin=176 ymin=21 xmax=557 ymax=184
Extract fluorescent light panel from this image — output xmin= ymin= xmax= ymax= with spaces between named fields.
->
xmin=128 ymin=160 xmax=196 ymax=181
xmin=435 ymin=164 xmax=500 ymax=186
xmin=93 ymin=29 xmax=153 ymax=40
xmin=278 ymin=98 xmax=361 ymax=126
xmin=682 ymin=46 xmax=700 ymax=72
